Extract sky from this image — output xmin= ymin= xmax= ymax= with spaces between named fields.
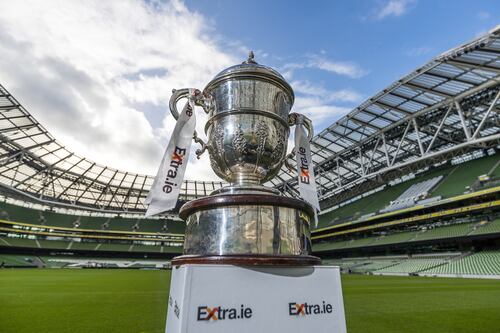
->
xmin=0 ymin=0 xmax=498 ymax=181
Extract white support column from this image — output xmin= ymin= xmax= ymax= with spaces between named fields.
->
xmin=381 ymin=133 xmax=391 ymax=167
xmin=455 ymin=100 xmax=471 ymax=141
xmin=391 ymin=121 xmax=411 ymax=166
xmin=358 ymin=148 xmax=365 ymax=176
xmin=412 ymin=118 xmax=425 ymax=157
xmin=336 ymin=158 xmax=341 ymax=187
xmin=426 ymin=103 xmax=454 ymax=154
xmin=317 ymin=169 xmax=323 ymax=196
xmin=367 ymin=136 xmax=381 ymax=172
xmin=0 ymin=151 xmax=23 ymax=167
xmin=10 ymin=160 xmax=22 ymax=187
xmin=472 ymin=90 xmax=500 ymax=139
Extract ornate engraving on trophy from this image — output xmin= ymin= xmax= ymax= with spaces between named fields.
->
xmin=213 ymin=122 xmax=225 ymax=155
xmin=271 ymin=128 xmax=285 ymax=162
xmin=209 ymin=156 xmax=223 ymax=176
xmin=255 ymin=120 xmax=269 ymax=156
xmin=232 ymin=124 xmax=247 ymax=156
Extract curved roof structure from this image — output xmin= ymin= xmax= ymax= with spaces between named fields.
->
xmin=270 ymin=26 xmax=500 ymax=208
xmin=0 ymin=94 xmax=225 ymax=212
xmin=1 ymin=26 xmax=499 ymax=213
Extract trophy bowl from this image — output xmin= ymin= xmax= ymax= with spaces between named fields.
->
xmin=170 ymin=52 xmax=296 ymax=185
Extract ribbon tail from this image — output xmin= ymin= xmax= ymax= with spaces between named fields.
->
xmin=145 ymin=90 xmax=197 ymax=217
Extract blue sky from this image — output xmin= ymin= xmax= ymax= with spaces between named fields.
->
xmin=0 ymin=0 xmax=498 ymax=180
xmin=186 ymin=0 xmax=498 ymax=122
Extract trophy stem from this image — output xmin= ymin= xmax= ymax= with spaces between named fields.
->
xmin=234 ymin=170 xmax=261 ymax=186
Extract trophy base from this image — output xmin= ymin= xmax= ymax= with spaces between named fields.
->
xmin=180 ymin=192 xmax=315 ymax=257
xmin=171 ymin=254 xmax=321 ymax=267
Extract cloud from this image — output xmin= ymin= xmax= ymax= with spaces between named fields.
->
xmin=0 ymin=0 xmax=239 ymax=181
xmin=372 ymin=0 xmax=416 ymax=20
xmin=293 ymin=97 xmax=351 ymax=125
xmin=282 ymin=55 xmax=367 ymax=79
xmin=280 ymin=58 xmax=365 ymax=130
xmin=405 ymin=46 xmax=432 ymax=57
xmin=0 ymin=0 xmax=365 ymax=182
xmin=477 ymin=11 xmax=491 ymax=20
xmin=291 ymin=80 xmax=362 ymax=103
xmin=288 ymin=80 xmax=359 ymax=128
xmin=307 ymin=56 xmax=368 ymax=79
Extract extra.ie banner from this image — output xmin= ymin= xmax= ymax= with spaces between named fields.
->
xmin=145 ymin=89 xmax=196 ymax=217
xmin=294 ymin=115 xmax=320 ymax=225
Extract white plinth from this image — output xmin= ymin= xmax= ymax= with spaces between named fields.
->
xmin=165 ymin=264 xmax=346 ymax=333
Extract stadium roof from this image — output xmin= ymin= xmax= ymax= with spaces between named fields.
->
xmin=1 ymin=26 xmax=499 ymax=213
xmin=271 ymin=26 xmax=500 ymax=208
xmin=0 ymin=96 xmax=225 ymax=212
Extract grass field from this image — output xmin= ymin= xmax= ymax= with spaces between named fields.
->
xmin=1 ymin=269 xmax=499 ymax=333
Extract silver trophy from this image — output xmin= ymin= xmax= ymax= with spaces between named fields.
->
xmin=170 ymin=52 xmax=319 ymax=265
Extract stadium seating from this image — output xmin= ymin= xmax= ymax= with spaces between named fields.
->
xmin=346 ymin=237 xmax=377 ymax=248
xmin=0 ymin=234 xmax=182 ymax=254
xmin=316 ymin=154 xmax=499 ymax=228
xmin=37 ymin=256 xmax=171 ymax=269
xmin=350 ymin=260 xmax=400 ymax=273
xmin=325 ymin=252 xmax=500 ymax=277
xmin=423 ymin=251 xmax=500 ymax=276
xmin=0 ymin=236 xmax=38 ymax=248
xmin=0 ymin=254 xmax=38 ymax=267
xmin=492 ymin=162 xmax=500 ymax=178
xmin=313 ymin=241 xmax=348 ymax=251
xmin=70 ymin=241 xmax=100 ymax=251
xmin=0 ymin=201 xmax=184 ymax=234
xmin=374 ymin=259 xmax=446 ymax=274
xmin=78 ymin=216 xmax=108 ymax=230
xmin=412 ymin=222 xmax=474 ymax=241
xmin=380 ymin=176 xmax=443 ymax=213
xmin=94 ymin=243 xmax=132 ymax=252
xmin=312 ymin=218 xmax=500 ymax=253
xmin=37 ymin=239 xmax=71 ymax=250
xmin=131 ymin=244 xmax=162 ymax=253
xmin=317 ymin=182 xmax=412 ymax=226
xmin=469 ymin=219 xmax=500 ymax=235
xmin=0 ymin=203 xmax=41 ymax=224
xmin=374 ymin=231 xmax=417 ymax=246
xmin=432 ymin=154 xmax=499 ymax=198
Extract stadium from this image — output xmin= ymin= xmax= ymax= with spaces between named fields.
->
xmin=1 ymin=11 xmax=499 ymax=333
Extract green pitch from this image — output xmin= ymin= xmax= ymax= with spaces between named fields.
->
xmin=1 ymin=270 xmax=499 ymax=333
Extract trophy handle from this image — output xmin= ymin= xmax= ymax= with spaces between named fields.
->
xmin=284 ymin=148 xmax=296 ymax=172
xmin=284 ymin=113 xmax=314 ymax=172
xmin=169 ymin=88 xmax=212 ymax=159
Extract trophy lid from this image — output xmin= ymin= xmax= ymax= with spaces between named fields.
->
xmin=205 ymin=51 xmax=294 ymax=102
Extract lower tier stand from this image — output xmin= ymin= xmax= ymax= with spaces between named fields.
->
xmin=165 ymin=257 xmax=347 ymax=333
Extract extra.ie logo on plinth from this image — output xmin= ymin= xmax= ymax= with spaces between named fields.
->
xmin=289 ymin=301 xmax=334 ymax=317
xmin=197 ymin=304 xmax=253 ymax=322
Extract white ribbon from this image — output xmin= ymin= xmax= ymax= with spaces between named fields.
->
xmin=145 ymin=89 xmax=196 ymax=217
xmin=294 ymin=115 xmax=320 ymax=226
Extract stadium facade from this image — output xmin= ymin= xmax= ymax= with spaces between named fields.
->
xmin=0 ymin=27 xmax=499 ymax=275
